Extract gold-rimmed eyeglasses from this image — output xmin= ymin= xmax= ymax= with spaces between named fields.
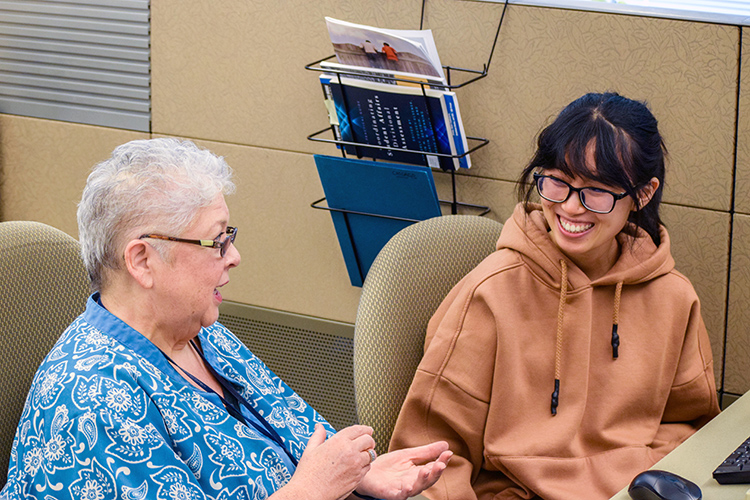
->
xmin=139 ymin=226 xmax=238 ymax=258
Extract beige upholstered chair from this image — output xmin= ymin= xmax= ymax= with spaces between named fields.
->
xmin=354 ymin=214 xmax=504 ymax=454
xmin=0 ymin=221 xmax=90 ymax=486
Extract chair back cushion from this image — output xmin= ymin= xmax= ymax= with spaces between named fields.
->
xmin=354 ymin=215 xmax=503 ymax=453
xmin=0 ymin=221 xmax=90 ymax=486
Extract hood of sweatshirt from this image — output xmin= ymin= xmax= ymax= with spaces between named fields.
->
xmin=499 ymin=203 xmax=675 ymax=289
xmin=498 ymin=203 xmax=675 ymax=414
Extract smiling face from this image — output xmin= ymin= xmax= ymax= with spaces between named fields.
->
xmin=540 ymin=147 xmax=636 ymax=279
xmin=155 ymin=194 xmax=241 ymax=333
xmin=520 ymin=93 xmax=666 ymax=262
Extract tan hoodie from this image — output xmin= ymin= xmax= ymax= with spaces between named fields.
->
xmin=389 ymin=203 xmax=720 ymax=500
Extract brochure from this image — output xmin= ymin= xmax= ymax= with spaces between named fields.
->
xmin=325 ymin=17 xmax=447 ymax=85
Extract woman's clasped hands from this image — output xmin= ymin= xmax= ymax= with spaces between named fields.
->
xmin=284 ymin=424 xmax=452 ymax=500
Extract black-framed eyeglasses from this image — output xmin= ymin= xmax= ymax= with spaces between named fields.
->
xmin=533 ymin=173 xmax=629 ymax=214
xmin=139 ymin=226 xmax=238 ymax=258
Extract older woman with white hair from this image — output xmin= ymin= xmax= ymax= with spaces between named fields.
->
xmin=0 ymin=138 xmax=451 ymax=500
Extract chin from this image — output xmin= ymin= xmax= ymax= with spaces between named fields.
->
xmin=200 ymin=310 xmax=221 ymax=329
xmin=551 ymin=230 xmax=590 ymax=257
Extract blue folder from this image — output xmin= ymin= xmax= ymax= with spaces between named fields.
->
xmin=314 ymin=155 xmax=442 ymax=286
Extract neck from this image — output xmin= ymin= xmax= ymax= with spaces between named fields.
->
xmin=161 ymin=333 xmax=225 ymax=397
xmin=99 ymin=284 xmax=196 ymax=357
xmin=99 ymin=278 xmax=221 ymax=396
xmin=567 ymin=240 xmax=621 ymax=281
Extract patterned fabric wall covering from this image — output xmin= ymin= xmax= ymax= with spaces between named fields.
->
xmin=0 ymin=0 xmax=150 ymax=132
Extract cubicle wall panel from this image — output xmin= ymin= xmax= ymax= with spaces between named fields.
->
xmin=433 ymin=172 xmax=517 ymax=224
xmin=736 ymin=29 xmax=750 ymax=215
xmin=421 ymin=0 xmax=510 ymax=80
xmin=661 ymin=204 xmax=730 ymax=386
xmin=156 ymin=136 xmax=364 ymax=324
xmin=0 ymin=114 xmax=147 ymax=235
xmin=726 ymin=214 xmax=750 ymax=394
xmin=151 ymin=0 xmax=423 ymax=153
xmin=445 ymin=5 xmax=737 ymax=213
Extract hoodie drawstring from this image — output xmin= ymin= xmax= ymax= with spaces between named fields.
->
xmin=551 ymin=259 xmax=567 ymax=416
xmin=612 ymin=281 xmax=623 ymax=358
xmin=550 ymin=263 xmax=623 ymax=416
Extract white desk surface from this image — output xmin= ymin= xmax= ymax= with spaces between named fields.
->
xmin=610 ymin=391 xmax=750 ymax=499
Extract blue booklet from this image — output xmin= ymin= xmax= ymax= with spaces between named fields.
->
xmin=314 ymin=154 xmax=442 ymax=286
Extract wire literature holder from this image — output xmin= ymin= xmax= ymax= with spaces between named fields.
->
xmin=307 ymin=0 xmax=508 ymax=285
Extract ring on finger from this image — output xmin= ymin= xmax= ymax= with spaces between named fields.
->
xmin=368 ymin=448 xmax=377 ymax=463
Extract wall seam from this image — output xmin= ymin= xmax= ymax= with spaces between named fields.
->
xmin=720 ymin=25 xmax=742 ymax=407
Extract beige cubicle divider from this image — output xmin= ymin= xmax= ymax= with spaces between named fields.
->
xmin=728 ymin=31 xmax=750 ymax=396
xmin=726 ymin=214 xmax=750 ymax=395
xmin=736 ymin=31 xmax=750 ymax=216
xmin=0 ymin=114 xmax=148 ymax=238
xmin=662 ymin=204 xmax=731 ymax=388
xmin=150 ymin=0 xmax=424 ymax=154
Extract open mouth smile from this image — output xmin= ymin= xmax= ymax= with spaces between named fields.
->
xmin=559 ymin=216 xmax=594 ymax=234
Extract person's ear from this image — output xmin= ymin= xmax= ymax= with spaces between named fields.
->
xmin=634 ymin=177 xmax=660 ymax=210
xmin=123 ymin=239 xmax=156 ymax=289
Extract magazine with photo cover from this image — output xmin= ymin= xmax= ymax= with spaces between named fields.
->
xmin=324 ymin=17 xmax=447 ymax=85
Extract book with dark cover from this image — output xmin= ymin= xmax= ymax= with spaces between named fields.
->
xmin=314 ymin=154 xmax=441 ymax=286
xmin=442 ymin=91 xmax=471 ymax=169
xmin=320 ymin=74 xmax=469 ymax=170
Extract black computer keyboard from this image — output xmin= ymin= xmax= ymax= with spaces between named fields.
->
xmin=713 ymin=435 xmax=750 ymax=484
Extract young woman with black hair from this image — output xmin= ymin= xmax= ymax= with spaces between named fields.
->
xmin=389 ymin=92 xmax=720 ymax=500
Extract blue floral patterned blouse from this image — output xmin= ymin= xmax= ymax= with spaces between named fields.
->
xmin=0 ymin=293 xmax=335 ymax=499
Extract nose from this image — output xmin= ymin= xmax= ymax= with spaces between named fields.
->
xmin=225 ymin=240 xmax=241 ymax=268
xmin=560 ymin=189 xmax=587 ymax=214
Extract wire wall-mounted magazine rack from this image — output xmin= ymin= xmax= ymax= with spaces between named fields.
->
xmin=307 ymin=0 xmax=508 ymax=285
xmin=306 ymin=0 xmax=508 ymax=217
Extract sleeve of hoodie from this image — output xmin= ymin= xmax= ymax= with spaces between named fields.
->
xmin=655 ymin=288 xmax=720 ymax=450
xmin=389 ymin=271 xmax=516 ymax=500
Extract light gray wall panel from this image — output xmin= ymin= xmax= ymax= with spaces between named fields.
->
xmin=0 ymin=0 xmax=150 ymax=131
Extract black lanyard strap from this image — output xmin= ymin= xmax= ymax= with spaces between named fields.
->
xmin=159 ymin=340 xmax=299 ymax=467
xmin=189 ymin=341 xmax=297 ymax=463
